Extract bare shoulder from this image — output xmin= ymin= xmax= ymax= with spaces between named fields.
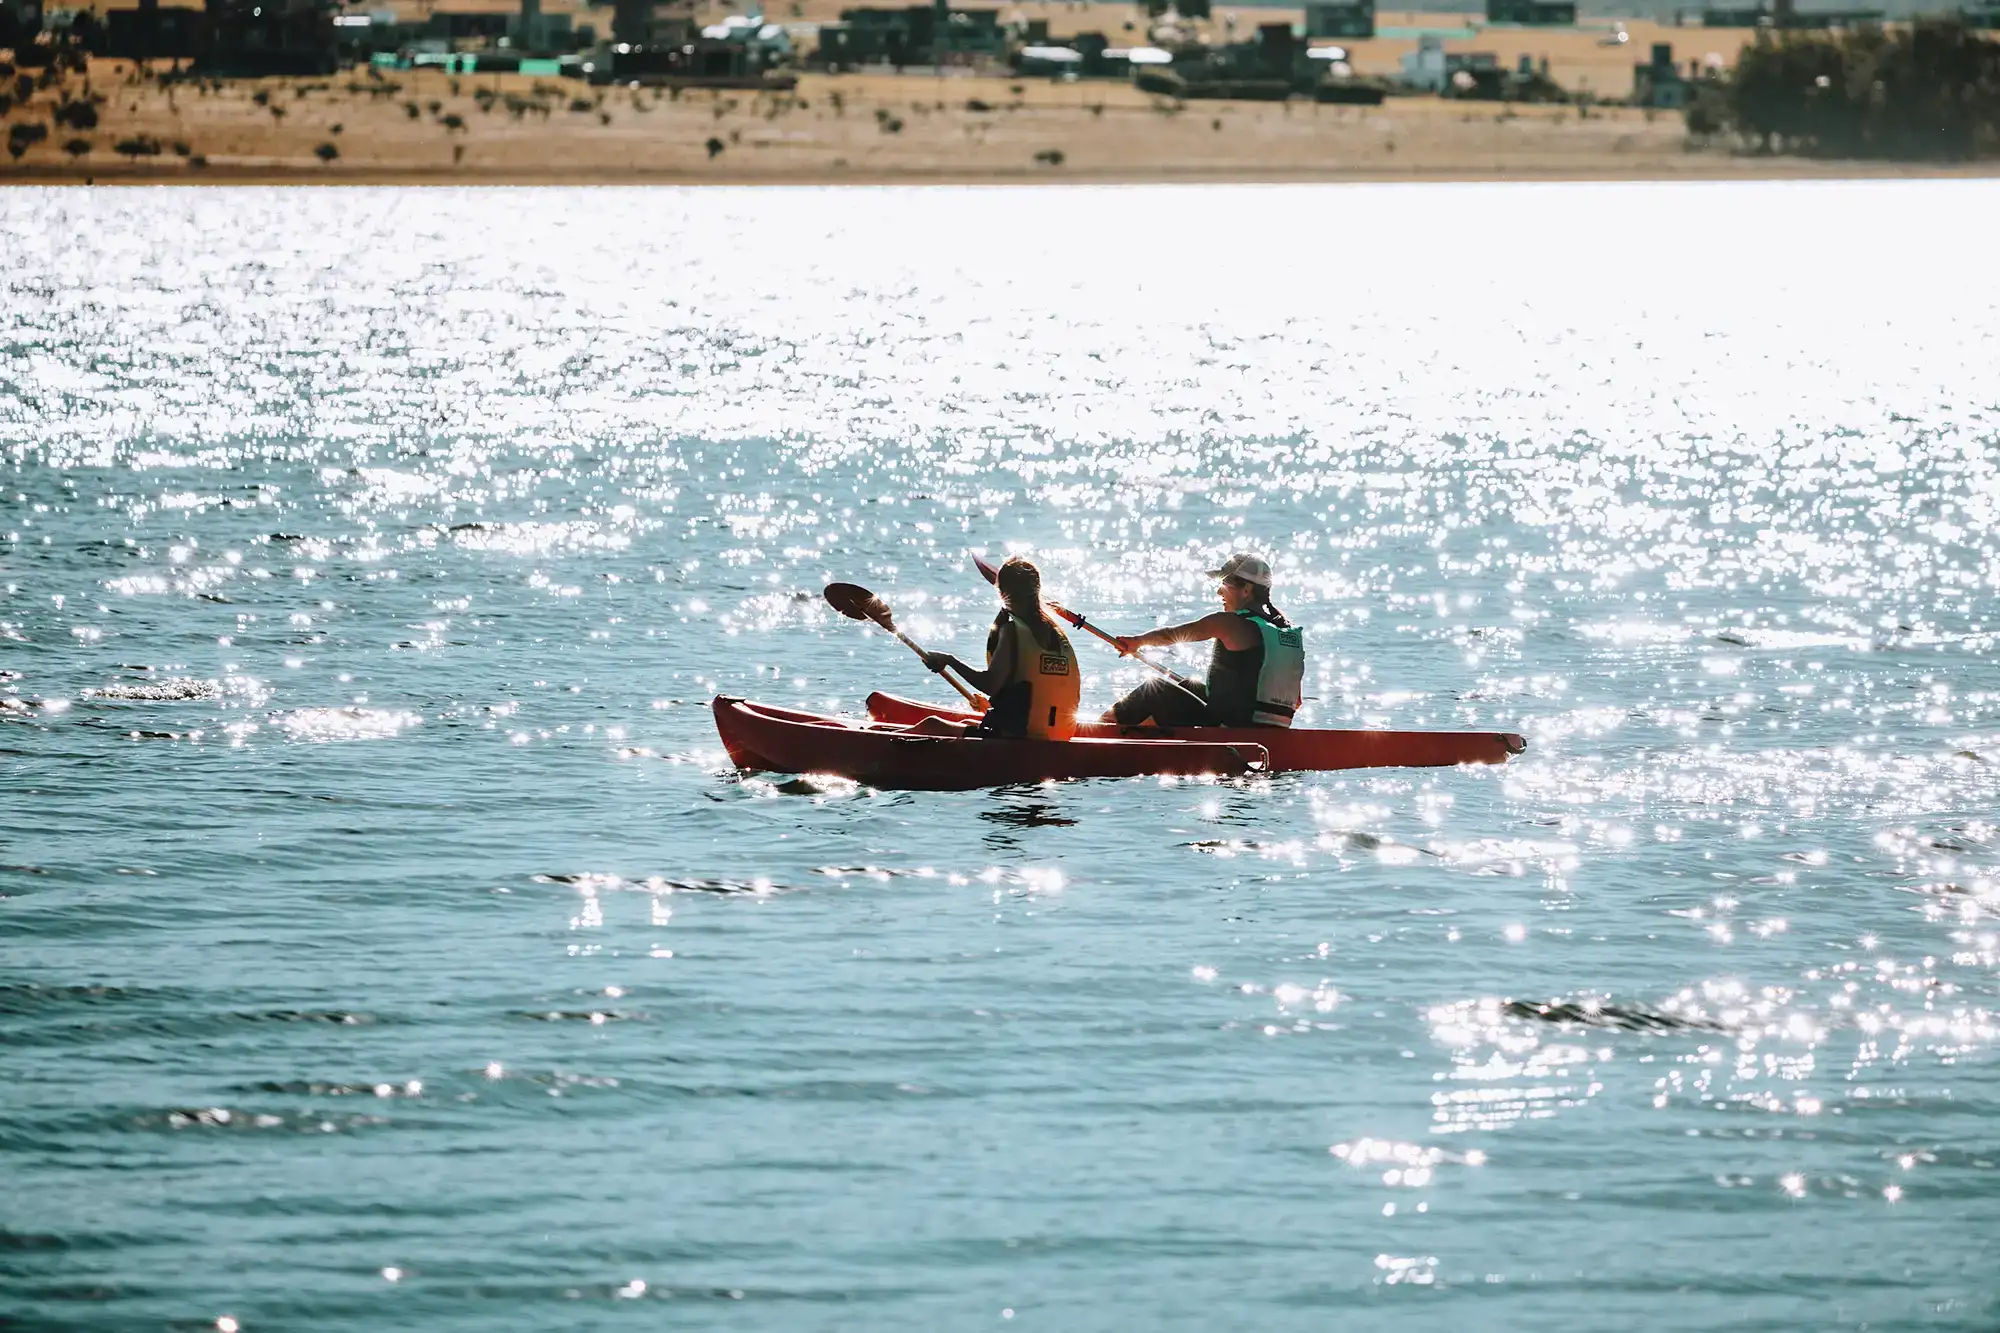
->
xmin=1203 ymin=612 xmax=1259 ymax=650
xmin=989 ymin=617 xmax=1020 ymax=670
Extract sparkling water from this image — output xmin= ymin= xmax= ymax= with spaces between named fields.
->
xmin=3 ymin=183 xmax=1998 ymax=1331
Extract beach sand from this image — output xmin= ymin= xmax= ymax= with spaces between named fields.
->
xmin=4 ymin=11 xmax=1996 ymax=185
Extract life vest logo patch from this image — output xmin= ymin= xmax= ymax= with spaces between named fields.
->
xmin=1039 ymin=654 xmax=1071 ymax=676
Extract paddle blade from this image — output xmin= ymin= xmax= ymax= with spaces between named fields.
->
xmin=825 ymin=582 xmax=896 ymax=631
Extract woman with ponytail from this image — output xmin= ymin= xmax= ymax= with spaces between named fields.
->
xmin=920 ymin=556 xmax=1082 ymax=740
xmin=1103 ymin=552 xmax=1305 ymax=729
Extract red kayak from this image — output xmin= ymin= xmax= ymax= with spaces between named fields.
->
xmin=713 ymin=697 xmax=1271 ymax=790
xmin=865 ymin=692 xmax=1525 ymax=774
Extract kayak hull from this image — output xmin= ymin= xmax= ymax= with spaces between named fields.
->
xmin=864 ymin=692 xmax=1525 ymax=773
xmin=713 ymin=697 xmax=1269 ymax=790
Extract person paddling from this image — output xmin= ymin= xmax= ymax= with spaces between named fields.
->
xmin=920 ymin=556 xmax=1082 ymax=740
xmin=1103 ymin=553 xmax=1304 ymax=729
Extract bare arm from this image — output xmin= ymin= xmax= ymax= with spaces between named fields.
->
xmin=1119 ymin=611 xmax=1258 ymax=655
xmin=922 ymin=621 xmax=1017 ymax=694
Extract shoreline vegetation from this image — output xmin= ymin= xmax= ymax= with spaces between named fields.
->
xmin=1695 ymin=19 xmax=2000 ymax=159
xmin=5 ymin=62 xmax=1995 ymax=185
xmin=4 ymin=13 xmax=1999 ymax=185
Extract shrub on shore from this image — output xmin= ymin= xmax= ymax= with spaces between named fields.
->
xmin=1697 ymin=18 xmax=2000 ymax=158
xmin=54 ymin=97 xmax=97 ymax=130
xmin=8 ymin=120 xmax=48 ymax=158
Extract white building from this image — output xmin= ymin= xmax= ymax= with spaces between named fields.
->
xmin=1399 ymin=34 xmax=1448 ymax=89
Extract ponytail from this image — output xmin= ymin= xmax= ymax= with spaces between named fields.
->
xmin=1254 ymin=595 xmax=1290 ymax=629
xmin=996 ymin=557 xmax=1063 ymax=652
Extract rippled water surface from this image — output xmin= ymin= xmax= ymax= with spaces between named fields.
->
xmin=4 ymin=183 xmax=2000 ymax=1331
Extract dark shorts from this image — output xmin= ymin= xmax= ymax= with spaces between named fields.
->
xmin=975 ymin=680 xmax=1032 ymax=739
xmin=1109 ymin=678 xmax=1248 ymax=729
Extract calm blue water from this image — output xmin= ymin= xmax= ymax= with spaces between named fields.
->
xmin=3 ymin=183 xmax=1999 ymax=1332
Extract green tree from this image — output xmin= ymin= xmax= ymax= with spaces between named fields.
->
xmin=1717 ymin=19 xmax=2000 ymax=158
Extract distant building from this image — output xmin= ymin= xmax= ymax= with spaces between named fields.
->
xmin=1770 ymin=0 xmax=1889 ymax=24
xmin=1 ymin=0 xmax=44 ymax=47
xmin=817 ymin=4 xmax=1001 ymax=67
xmin=1699 ymin=0 xmax=1884 ymax=22
xmin=1068 ymin=29 xmax=1115 ymax=71
xmin=1442 ymin=50 xmax=1503 ymax=95
xmin=1486 ymin=0 xmax=1575 ymax=24
xmin=203 ymin=0 xmax=335 ymax=74
xmin=422 ymin=10 xmax=511 ymax=45
xmin=1400 ymin=33 xmax=1447 ymax=87
xmin=1401 ymin=34 xmax=1506 ymax=90
xmin=696 ymin=14 xmax=790 ymax=70
xmin=1784 ymin=7 xmax=1886 ymax=23
xmin=1304 ymin=0 xmax=1374 ymax=39
xmin=821 ymin=7 xmax=926 ymax=65
xmin=510 ymin=0 xmax=572 ymax=51
xmin=1632 ymin=40 xmax=1690 ymax=106
xmin=1255 ymin=20 xmax=1299 ymax=69
xmin=1012 ymin=42 xmax=1080 ymax=73
xmin=612 ymin=0 xmax=696 ymax=48
xmin=98 ymin=0 xmax=206 ymax=58
xmin=331 ymin=11 xmax=412 ymax=59
xmin=936 ymin=5 xmax=1003 ymax=61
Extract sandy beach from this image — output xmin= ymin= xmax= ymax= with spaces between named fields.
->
xmin=5 ymin=7 xmax=1998 ymax=184
xmin=7 ymin=63 xmax=1997 ymax=184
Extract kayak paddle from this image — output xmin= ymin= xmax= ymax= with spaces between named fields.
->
xmin=969 ymin=552 xmax=1206 ymax=698
xmin=824 ymin=582 xmax=984 ymax=709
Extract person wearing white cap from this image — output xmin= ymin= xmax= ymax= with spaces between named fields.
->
xmin=1102 ymin=553 xmax=1306 ymax=729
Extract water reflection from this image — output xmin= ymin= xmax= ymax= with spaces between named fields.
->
xmin=978 ymin=798 xmax=1079 ymax=831
xmin=2 ymin=184 xmax=1998 ymax=1326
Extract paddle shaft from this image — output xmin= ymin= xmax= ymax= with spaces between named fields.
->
xmin=1051 ymin=604 xmax=1202 ymax=691
xmin=887 ymin=627 xmax=983 ymax=708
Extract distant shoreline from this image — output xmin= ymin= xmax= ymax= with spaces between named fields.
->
xmin=6 ymin=158 xmax=1997 ymax=185
xmin=6 ymin=60 xmax=1998 ymax=188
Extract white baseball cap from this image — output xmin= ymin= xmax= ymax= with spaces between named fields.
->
xmin=1207 ymin=553 xmax=1273 ymax=588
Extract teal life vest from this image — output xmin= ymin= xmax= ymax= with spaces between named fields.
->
xmin=1205 ymin=611 xmax=1305 ymax=728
